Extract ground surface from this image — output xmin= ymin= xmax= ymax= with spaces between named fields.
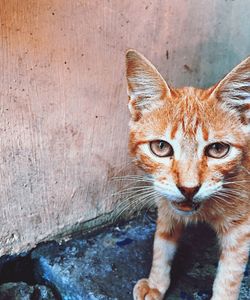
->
xmin=0 ymin=215 xmax=249 ymax=300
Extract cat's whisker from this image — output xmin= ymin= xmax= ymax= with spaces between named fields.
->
xmin=216 ymin=191 xmax=247 ymax=200
xmin=219 ymin=189 xmax=248 ymax=199
xmin=223 ymin=180 xmax=250 ymax=184
xmin=129 ymin=196 xmax=155 ymax=217
xmin=111 ymin=178 xmax=149 ymax=183
xmin=223 ymin=182 xmax=250 ymax=188
xmin=110 ymin=187 xmax=154 ymax=199
xmin=116 ymin=190 xmax=160 ymax=217
xmin=118 ymin=189 xmax=154 ymax=197
xmin=123 ymin=191 xmax=159 ymax=209
xmin=214 ymin=193 xmax=247 ymax=205
xmin=109 ymin=161 xmax=135 ymax=178
xmin=212 ymin=196 xmax=227 ymax=207
xmin=113 ymin=190 xmax=158 ymax=221
xmin=214 ymin=189 xmax=245 ymax=200
xmin=111 ymin=176 xmax=154 ymax=184
xmin=113 ymin=194 xmax=155 ymax=213
xmin=136 ymin=197 xmax=157 ymax=217
xmin=111 ymin=174 xmax=153 ymax=179
xmin=134 ymin=193 xmax=158 ymax=213
xmin=212 ymin=196 xmax=232 ymax=210
xmin=221 ymin=188 xmax=248 ymax=195
xmin=114 ymin=188 xmax=157 ymax=210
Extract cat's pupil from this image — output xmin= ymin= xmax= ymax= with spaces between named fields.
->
xmin=213 ymin=143 xmax=224 ymax=153
xmin=159 ymin=141 xmax=165 ymax=149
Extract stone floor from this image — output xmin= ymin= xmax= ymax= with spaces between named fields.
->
xmin=0 ymin=215 xmax=249 ymax=300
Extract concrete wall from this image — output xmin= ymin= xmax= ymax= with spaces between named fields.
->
xmin=0 ymin=0 xmax=249 ymax=256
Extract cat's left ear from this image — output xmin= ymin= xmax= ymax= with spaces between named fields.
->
xmin=210 ymin=56 xmax=250 ymax=124
xmin=126 ymin=49 xmax=171 ymax=121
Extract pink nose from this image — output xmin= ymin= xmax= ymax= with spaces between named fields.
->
xmin=177 ymin=186 xmax=200 ymax=200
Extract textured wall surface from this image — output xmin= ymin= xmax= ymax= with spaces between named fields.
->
xmin=0 ymin=0 xmax=249 ymax=255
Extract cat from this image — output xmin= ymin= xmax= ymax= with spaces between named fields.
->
xmin=125 ymin=49 xmax=250 ymax=300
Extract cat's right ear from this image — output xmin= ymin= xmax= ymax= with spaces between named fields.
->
xmin=126 ymin=49 xmax=171 ymax=121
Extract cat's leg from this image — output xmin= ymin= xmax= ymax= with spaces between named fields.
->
xmin=211 ymin=224 xmax=250 ymax=300
xmin=133 ymin=218 xmax=183 ymax=300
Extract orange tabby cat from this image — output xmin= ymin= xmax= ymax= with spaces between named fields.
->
xmin=125 ymin=50 xmax=250 ymax=300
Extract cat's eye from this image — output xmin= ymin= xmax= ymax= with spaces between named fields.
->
xmin=150 ymin=140 xmax=173 ymax=157
xmin=205 ymin=142 xmax=230 ymax=159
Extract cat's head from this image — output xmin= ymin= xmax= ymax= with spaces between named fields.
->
xmin=126 ymin=50 xmax=250 ymax=216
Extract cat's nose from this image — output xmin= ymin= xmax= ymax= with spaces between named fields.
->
xmin=177 ymin=185 xmax=201 ymax=200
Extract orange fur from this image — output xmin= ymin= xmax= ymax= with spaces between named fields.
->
xmin=126 ymin=49 xmax=250 ymax=300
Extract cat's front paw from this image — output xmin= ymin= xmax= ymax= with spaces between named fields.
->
xmin=133 ymin=278 xmax=164 ymax=300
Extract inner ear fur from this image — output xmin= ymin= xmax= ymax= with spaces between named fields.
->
xmin=126 ymin=49 xmax=171 ymax=120
xmin=210 ymin=56 xmax=250 ymax=108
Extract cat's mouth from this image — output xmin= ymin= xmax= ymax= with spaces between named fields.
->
xmin=170 ymin=200 xmax=201 ymax=213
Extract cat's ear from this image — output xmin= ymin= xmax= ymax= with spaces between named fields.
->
xmin=210 ymin=56 xmax=250 ymax=124
xmin=126 ymin=49 xmax=171 ymax=120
